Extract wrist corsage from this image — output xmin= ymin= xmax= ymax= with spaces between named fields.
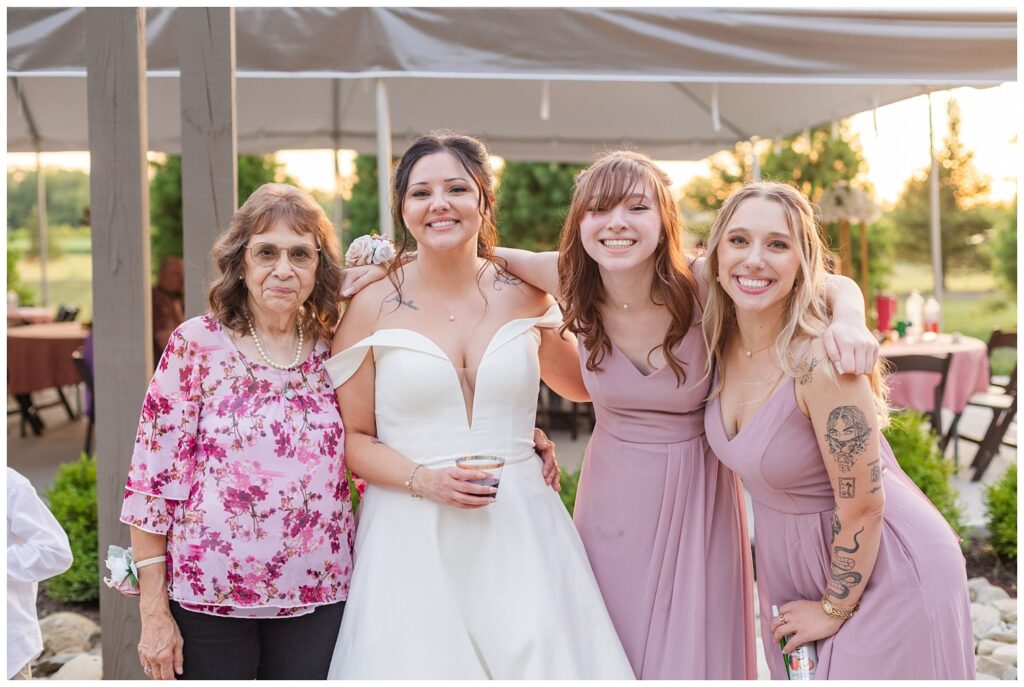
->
xmin=345 ymin=233 xmax=396 ymax=267
xmin=103 ymin=545 xmax=166 ymax=596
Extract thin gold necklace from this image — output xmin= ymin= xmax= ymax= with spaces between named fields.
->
xmin=417 ymin=263 xmax=476 ymax=323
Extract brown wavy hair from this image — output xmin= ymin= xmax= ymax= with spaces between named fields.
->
xmin=557 ymin=151 xmax=699 ymax=385
xmin=386 ymin=131 xmax=500 ymax=298
xmin=701 ymin=181 xmax=890 ymax=426
xmin=208 ymin=183 xmax=343 ymax=342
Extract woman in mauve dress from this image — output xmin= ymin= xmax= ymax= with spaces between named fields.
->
xmin=496 ymin=152 xmax=878 ymax=679
xmin=701 ymin=181 xmax=974 ymax=679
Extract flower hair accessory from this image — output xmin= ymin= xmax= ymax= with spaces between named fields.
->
xmin=345 ymin=234 xmax=396 ymax=267
xmin=103 ymin=545 xmax=166 ymax=596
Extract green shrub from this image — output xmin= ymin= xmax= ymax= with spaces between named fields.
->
xmin=984 ymin=464 xmax=1016 ymax=560
xmin=559 ymin=466 xmax=581 ymax=517
xmin=43 ymin=454 xmax=99 ymax=602
xmin=882 ymin=411 xmax=966 ymax=537
xmin=6 ymin=246 xmax=36 ymax=305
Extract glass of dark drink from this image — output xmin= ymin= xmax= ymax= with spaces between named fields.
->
xmin=455 ymin=455 xmax=506 ymax=498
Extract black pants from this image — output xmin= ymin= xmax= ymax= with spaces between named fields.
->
xmin=170 ymin=600 xmax=345 ymax=680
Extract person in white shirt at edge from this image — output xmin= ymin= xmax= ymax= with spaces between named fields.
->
xmin=7 ymin=468 xmax=74 ymax=680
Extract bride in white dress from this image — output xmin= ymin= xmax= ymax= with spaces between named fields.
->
xmin=325 ymin=133 xmax=634 ymax=679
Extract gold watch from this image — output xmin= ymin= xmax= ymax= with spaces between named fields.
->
xmin=821 ymin=595 xmax=858 ymax=620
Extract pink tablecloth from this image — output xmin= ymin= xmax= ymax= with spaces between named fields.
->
xmin=7 ymin=322 xmax=87 ymax=395
xmin=7 ymin=307 xmax=55 ymax=325
xmin=881 ymin=334 xmax=989 ymax=414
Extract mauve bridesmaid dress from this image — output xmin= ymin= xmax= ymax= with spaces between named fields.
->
xmin=573 ymin=319 xmax=757 ymax=679
xmin=705 ymin=376 xmax=974 ymax=679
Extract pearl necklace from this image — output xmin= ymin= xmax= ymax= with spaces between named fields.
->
xmin=245 ymin=314 xmax=304 ymax=370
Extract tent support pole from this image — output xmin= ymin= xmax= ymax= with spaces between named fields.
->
xmin=35 ymin=150 xmax=49 ymax=306
xmin=332 ymin=78 xmax=345 ymax=250
xmin=375 ymin=78 xmax=394 ymax=238
xmin=928 ymin=91 xmax=943 ymax=305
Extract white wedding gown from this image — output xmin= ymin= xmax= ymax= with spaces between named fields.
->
xmin=324 ymin=304 xmax=634 ymax=679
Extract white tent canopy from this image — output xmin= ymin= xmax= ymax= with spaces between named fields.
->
xmin=8 ymin=7 xmax=1016 ymax=162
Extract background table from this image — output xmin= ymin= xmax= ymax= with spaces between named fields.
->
xmin=8 ymin=322 xmax=88 ymax=435
xmin=881 ymin=334 xmax=989 ymax=414
xmin=7 ymin=306 xmax=55 ymax=326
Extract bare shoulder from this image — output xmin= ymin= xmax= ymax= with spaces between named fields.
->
xmin=334 ymin=276 xmax=398 ymax=349
xmin=483 ymin=261 xmax=550 ymax=316
xmin=795 ymin=338 xmax=833 ymax=388
xmin=491 ymin=259 xmax=528 ymax=291
xmin=346 ymin=276 xmax=399 ymax=323
xmin=795 ymin=337 xmax=871 ymax=412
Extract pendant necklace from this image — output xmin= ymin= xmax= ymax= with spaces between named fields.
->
xmin=418 ymin=264 xmax=475 ymax=323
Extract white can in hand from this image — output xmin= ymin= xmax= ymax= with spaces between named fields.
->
xmin=772 ymin=604 xmax=818 ymax=680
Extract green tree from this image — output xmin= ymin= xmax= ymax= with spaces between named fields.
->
xmin=683 ymin=125 xmax=866 ymax=213
xmin=682 ymin=125 xmax=890 ymax=291
xmin=149 ymin=155 xmax=296 ymax=267
xmin=346 ymin=154 xmax=383 ymax=242
xmin=887 ymin=99 xmax=993 ymax=288
xmin=988 ymin=201 xmax=1017 ymax=294
xmin=7 ymin=247 xmax=36 ymax=305
xmin=682 ymin=142 xmax=751 ymax=214
xmin=497 ymin=161 xmax=583 ymax=250
xmin=6 ymin=168 xmax=90 ymax=231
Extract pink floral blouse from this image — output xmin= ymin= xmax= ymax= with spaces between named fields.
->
xmin=120 ymin=315 xmax=354 ymax=618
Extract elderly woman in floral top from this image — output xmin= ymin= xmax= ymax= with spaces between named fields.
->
xmin=120 ymin=184 xmax=356 ymax=680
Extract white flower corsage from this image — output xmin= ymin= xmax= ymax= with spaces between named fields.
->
xmin=345 ymin=234 xmax=395 ymax=267
xmin=103 ymin=545 xmax=166 ymax=596
xmin=103 ymin=545 xmax=140 ymax=596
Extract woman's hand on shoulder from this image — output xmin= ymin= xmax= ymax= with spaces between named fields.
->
xmin=340 ymin=264 xmax=388 ymax=300
xmin=823 ymin=318 xmax=879 ymax=376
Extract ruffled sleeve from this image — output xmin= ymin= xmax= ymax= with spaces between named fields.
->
xmin=120 ymin=323 xmax=203 ymax=535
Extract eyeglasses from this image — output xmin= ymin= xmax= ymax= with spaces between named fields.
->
xmin=248 ymin=242 xmax=320 ymax=269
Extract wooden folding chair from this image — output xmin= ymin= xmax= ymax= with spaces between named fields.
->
xmin=885 ymin=353 xmax=953 ymax=438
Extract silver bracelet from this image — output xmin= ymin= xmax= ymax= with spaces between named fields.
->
xmin=405 ymin=464 xmax=424 ymax=499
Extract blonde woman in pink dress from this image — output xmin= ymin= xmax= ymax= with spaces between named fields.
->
xmin=496 ymin=152 xmax=879 ymax=678
xmin=701 ymin=181 xmax=974 ymax=678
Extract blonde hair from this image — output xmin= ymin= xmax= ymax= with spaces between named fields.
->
xmin=701 ymin=181 xmax=890 ymax=426
xmin=558 ymin=151 xmax=699 ymax=385
xmin=208 ymin=183 xmax=342 ymax=342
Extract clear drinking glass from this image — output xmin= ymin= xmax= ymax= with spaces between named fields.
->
xmin=455 ymin=455 xmax=506 ymax=496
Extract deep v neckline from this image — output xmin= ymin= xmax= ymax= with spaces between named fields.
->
xmin=374 ymin=316 xmax=538 ymax=429
xmin=717 ymin=375 xmax=795 ymax=443
xmin=607 ymin=337 xmax=685 ymax=379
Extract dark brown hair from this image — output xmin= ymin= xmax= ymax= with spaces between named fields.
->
xmin=208 ymin=183 xmax=342 ymax=342
xmin=385 ymin=131 xmax=499 ymax=294
xmin=557 ymin=151 xmax=699 ymax=385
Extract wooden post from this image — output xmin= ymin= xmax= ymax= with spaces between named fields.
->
xmin=179 ymin=8 xmax=238 ymax=318
xmin=859 ymin=221 xmax=870 ymax=313
xmin=838 ymin=218 xmax=853 ymax=278
xmin=86 ymin=8 xmax=151 ymax=679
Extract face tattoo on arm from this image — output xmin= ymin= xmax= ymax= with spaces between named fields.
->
xmin=825 ymin=405 xmax=871 ymax=472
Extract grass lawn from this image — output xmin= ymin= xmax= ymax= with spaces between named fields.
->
xmin=16 ymin=253 xmax=94 ymax=321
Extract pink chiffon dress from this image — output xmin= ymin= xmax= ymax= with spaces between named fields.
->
xmin=705 ymin=376 xmax=975 ymax=679
xmin=572 ymin=319 xmax=757 ymax=679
